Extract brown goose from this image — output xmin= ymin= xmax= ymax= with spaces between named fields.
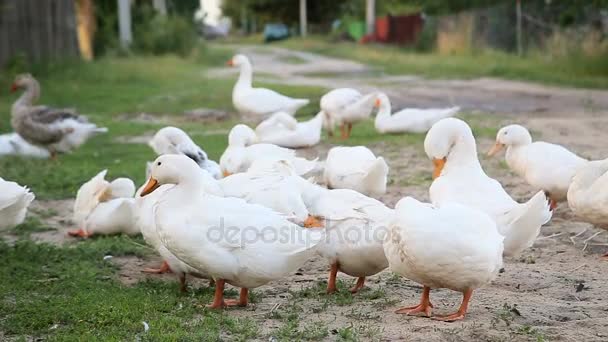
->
xmin=10 ymin=74 xmax=107 ymax=159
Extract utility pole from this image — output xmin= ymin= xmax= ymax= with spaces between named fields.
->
xmin=117 ymin=0 xmax=132 ymax=49
xmin=153 ymin=0 xmax=167 ymax=16
xmin=300 ymin=0 xmax=307 ymax=37
xmin=516 ymin=0 xmax=522 ymax=56
xmin=366 ymin=0 xmax=375 ymax=35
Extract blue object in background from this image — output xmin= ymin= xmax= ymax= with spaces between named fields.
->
xmin=264 ymin=23 xmax=290 ymax=43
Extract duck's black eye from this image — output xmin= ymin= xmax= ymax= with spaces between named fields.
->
xmin=157 ymin=162 xmax=162 ymax=166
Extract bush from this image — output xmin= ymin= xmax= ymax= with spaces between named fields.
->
xmin=133 ymin=13 xmax=198 ymax=57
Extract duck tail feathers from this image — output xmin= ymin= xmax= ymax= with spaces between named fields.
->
xmin=500 ymin=191 xmax=552 ymax=257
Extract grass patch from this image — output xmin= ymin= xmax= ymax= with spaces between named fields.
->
xmin=0 ymin=237 xmax=260 ymax=340
xmin=278 ymin=54 xmax=308 ymax=65
xmin=0 ymin=46 xmax=326 ymax=199
xmin=265 ymin=36 xmax=608 ymax=89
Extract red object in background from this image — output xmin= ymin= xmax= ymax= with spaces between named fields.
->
xmin=375 ymin=16 xmax=390 ymax=42
xmin=361 ymin=13 xmax=424 ymax=45
xmin=389 ymin=14 xmax=424 ymax=45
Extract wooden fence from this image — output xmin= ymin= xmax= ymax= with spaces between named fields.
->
xmin=0 ymin=0 xmax=80 ymax=67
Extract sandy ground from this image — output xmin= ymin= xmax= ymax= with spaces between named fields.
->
xmin=9 ymin=46 xmax=608 ymax=341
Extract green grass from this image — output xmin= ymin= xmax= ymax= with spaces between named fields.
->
xmin=0 ymin=46 xmax=326 ymax=199
xmin=0 ymin=237 xmax=261 ymax=340
xmin=265 ymin=36 xmax=608 ymax=89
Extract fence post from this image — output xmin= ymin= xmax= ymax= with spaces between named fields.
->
xmin=117 ymin=0 xmax=132 ymax=49
xmin=516 ymin=0 xmax=522 ymax=56
xmin=300 ymin=0 xmax=307 ymax=37
xmin=366 ymin=0 xmax=375 ymax=35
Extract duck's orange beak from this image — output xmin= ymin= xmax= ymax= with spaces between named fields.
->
xmin=222 ymin=170 xmax=231 ymax=177
xmin=374 ymin=98 xmax=381 ymax=108
xmin=10 ymin=83 xmax=18 ymax=93
xmin=432 ymin=157 xmax=446 ymax=180
xmin=226 ymin=59 xmax=234 ymax=67
xmin=140 ymin=177 xmax=160 ymax=197
xmin=487 ymin=142 xmax=504 ymax=157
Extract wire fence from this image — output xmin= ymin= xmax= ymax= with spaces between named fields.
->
xmin=433 ymin=1 xmax=608 ymax=56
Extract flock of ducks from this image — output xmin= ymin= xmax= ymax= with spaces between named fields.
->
xmin=1 ymin=54 xmax=607 ymax=322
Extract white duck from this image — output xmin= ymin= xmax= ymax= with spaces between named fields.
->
xmin=228 ymin=54 xmax=309 ymax=120
xmin=69 ymin=170 xmax=137 ymax=238
xmin=323 ymin=146 xmax=389 ymax=197
xmin=297 ymin=180 xmax=394 ymax=293
xmin=10 ymin=74 xmax=108 ymax=159
xmin=425 ymin=118 xmax=552 ymax=257
xmin=384 ymin=197 xmax=503 ymax=321
xmin=0 ymin=133 xmax=50 ymax=158
xmin=219 ymin=159 xmax=312 ymax=226
xmin=488 ymin=124 xmax=588 ymax=210
xmin=374 ymin=93 xmax=460 ymax=134
xmin=0 ymin=177 xmax=35 ymax=231
xmin=320 ymin=88 xmax=378 ymax=139
xmin=567 ymin=159 xmax=608 ymax=258
xmin=148 ymin=126 xmax=222 ymax=179
xmin=255 ymin=111 xmax=324 ymax=148
xmin=140 ymin=155 xmax=324 ymax=308
xmin=220 ymin=124 xmax=317 ymax=176
xmin=135 ymin=180 xmax=215 ymax=291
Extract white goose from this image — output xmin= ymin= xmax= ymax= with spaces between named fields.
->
xmin=374 ymin=93 xmax=459 ymax=134
xmin=10 ymin=74 xmax=107 ymax=159
xmin=228 ymin=54 xmax=309 ymax=120
xmin=220 ymin=124 xmax=317 ymax=176
xmin=148 ymin=126 xmax=222 ymax=179
xmin=425 ymin=118 xmax=552 ymax=257
xmin=297 ymin=180 xmax=394 ymax=293
xmin=140 ymin=155 xmax=324 ymax=308
xmin=0 ymin=133 xmax=50 ymax=158
xmin=0 ymin=177 xmax=35 ymax=231
xmin=255 ymin=111 xmax=324 ymax=148
xmin=384 ymin=197 xmax=503 ymax=321
xmin=323 ymin=146 xmax=389 ymax=197
xmin=320 ymin=88 xmax=377 ymax=139
xmin=69 ymin=170 xmax=137 ymax=238
xmin=488 ymin=124 xmax=587 ymax=209
xmin=567 ymin=158 xmax=608 ymax=258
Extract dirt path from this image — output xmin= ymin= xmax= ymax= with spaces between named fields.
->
xmin=210 ymin=44 xmax=608 ymax=115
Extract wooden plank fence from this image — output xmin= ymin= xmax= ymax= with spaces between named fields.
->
xmin=0 ymin=0 xmax=80 ymax=67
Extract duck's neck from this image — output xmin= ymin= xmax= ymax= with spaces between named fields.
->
xmin=505 ymin=144 xmax=528 ymax=175
xmin=163 ymin=176 xmax=207 ymax=206
xmin=444 ymin=136 xmax=483 ymax=174
xmin=234 ymin=61 xmax=253 ymax=91
xmin=13 ymin=80 xmax=40 ymax=110
xmin=375 ymin=101 xmax=391 ymax=122
xmin=308 ymin=111 xmax=324 ymax=128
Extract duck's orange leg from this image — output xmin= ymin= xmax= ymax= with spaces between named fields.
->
xmin=143 ymin=260 xmax=171 ymax=274
xmin=395 ymin=285 xmax=433 ymax=317
xmin=304 ymin=215 xmax=324 ymax=228
xmin=433 ymin=288 xmax=473 ymax=322
xmin=207 ymin=279 xmax=226 ymax=309
xmin=179 ymin=273 xmax=187 ymax=293
xmin=340 ymin=124 xmax=348 ymax=139
xmin=326 ymin=262 xmax=339 ymax=294
xmin=225 ymin=288 xmax=249 ymax=307
xmin=67 ymin=228 xmax=91 ymax=238
xmin=346 ymin=123 xmax=353 ymax=138
xmin=545 ymin=192 xmax=558 ymax=211
xmin=349 ymin=276 xmax=366 ymax=294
